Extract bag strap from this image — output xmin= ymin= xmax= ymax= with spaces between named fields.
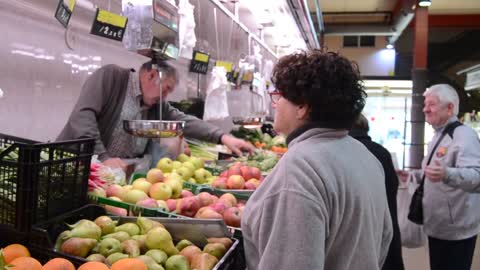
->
xmin=419 ymin=121 xmax=463 ymax=187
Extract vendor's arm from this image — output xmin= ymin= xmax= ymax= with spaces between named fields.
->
xmin=159 ymin=102 xmax=255 ymax=155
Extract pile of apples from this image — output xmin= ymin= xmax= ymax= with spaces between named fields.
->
xmin=54 ymin=215 xmax=233 ymax=270
xmin=211 ymin=162 xmax=263 ymax=190
xmin=156 ymin=154 xmax=216 ymax=185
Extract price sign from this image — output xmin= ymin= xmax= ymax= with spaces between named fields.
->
xmin=216 ymin=60 xmax=234 ymax=82
xmin=90 ymin=9 xmax=128 ymax=42
xmin=189 ymin=51 xmax=210 ymax=74
xmin=55 ymin=0 xmax=75 ymax=28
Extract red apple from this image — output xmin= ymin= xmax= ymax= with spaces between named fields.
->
xmin=181 ymin=190 xmax=194 ymax=198
xmin=210 ymin=195 xmax=219 ymax=204
xmin=197 ymin=192 xmax=214 ymax=207
xmin=240 ymin=166 xmax=253 ymax=180
xmin=208 ymin=201 xmax=228 ymax=214
xmin=212 ymin=177 xmax=227 ymax=189
xmin=219 ymin=193 xmax=237 ymax=207
xmin=223 ymin=207 xmax=242 ymax=227
xmin=166 ymin=199 xmax=177 ymax=212
xmin=106 ymin=184 xmax=124 ymax=197
xmin=244 ymin=178 xmax=261 ymax=190
xmin=136 ymin=198 xmax=159 ymax=208
xmin=176 ymin=196 xmax=200 ymax=217
xmin=250 ymin=167 xmax=262 ymax=180
xmin=227 ymin=166 xmax=242 ymax=177
xmin=220 ymin=171 xmax=228 ymax=178
xmin=227 ymin=175 xmax=245 ymax=189
xmin=195 ymin=206 xmax=223 ymax=219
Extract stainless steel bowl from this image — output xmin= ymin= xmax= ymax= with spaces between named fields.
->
xmin=123 ymin=120 xmax=185 ymax=138
xmin=232 ymin=117 xmax=264 ymax=128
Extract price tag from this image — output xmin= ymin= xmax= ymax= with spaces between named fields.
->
xmin=189 ymin=51 xmax=210 ymax=74
xmin=90 ymin=9 xmax=128 ymax=42
xmin=215 ymin=61 xmax=233 ymax=72
xmin=55 ymin=0 xmax=75 ymax=28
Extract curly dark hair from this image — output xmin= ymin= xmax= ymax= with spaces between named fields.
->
xmin=271 ymin=49 xmax=366 ymax=129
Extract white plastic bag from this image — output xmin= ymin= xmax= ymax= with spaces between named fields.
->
xmin=397 ymin=174 xmax=427 ymax=248
xmin=204 ymin=66 xmax=229 ymax=121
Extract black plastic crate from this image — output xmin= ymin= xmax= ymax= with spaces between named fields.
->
xmin=30 ymin=204 xmax=240 ymax=269
xmin=0 ymin=133 xmax=94 ymax=233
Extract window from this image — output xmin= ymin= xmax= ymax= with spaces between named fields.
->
xmin=343 ymin=36 xmax=376 ymax=47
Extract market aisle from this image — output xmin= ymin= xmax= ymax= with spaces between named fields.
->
xmin=402 ymin=236 xmax=480 ymax=269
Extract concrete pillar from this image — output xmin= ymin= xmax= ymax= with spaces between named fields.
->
xmin=409 ymin=5 xmax=429 ymax=169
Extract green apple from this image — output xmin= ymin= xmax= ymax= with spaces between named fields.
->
xmin=177 ymin=167 xmax=194 ymax=181
xmin=172 ymin=161 xmax=183 ymax=170
xmin=164 ymin=178 xmax=183 ymax=199
xmin=189 ymin=157 xmax=204 ymax=169
xmin=187 ymin=178 xmax=197 ymax=184
xmin=182 ymin=161 xmax=196 ymax=172
xmin=177 ymin=153 xmax=190 ymax=163
xmin=194 ymin=168 xmax=208 ymax=184
xmin=206 ymin=177 xmax=216 ymax=184
xmin=165 ymin=172 xmax=183 ymax=182
xmin=149 ymin=182 xmax=173 ymax=200
xmin=157 ymin=157 xmax=173 ymax=173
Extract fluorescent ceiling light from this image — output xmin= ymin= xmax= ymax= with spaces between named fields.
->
xmin=363 ymin=80 xmax=413 ymax=89
xmin=418 ymin=0 xmax=431 ymax=7
xmin=386 ymin=44 xmax=394 ymax=49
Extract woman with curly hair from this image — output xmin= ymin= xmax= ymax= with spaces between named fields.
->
xmin=241 ymin=49 xmax=393 ymax=270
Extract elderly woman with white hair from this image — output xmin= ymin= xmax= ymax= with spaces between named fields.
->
xmin=401 ymin=83 xmax=480 ymax=270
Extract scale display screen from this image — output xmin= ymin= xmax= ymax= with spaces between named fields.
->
xmin=153 ymin=0 xmax=178 ymax=32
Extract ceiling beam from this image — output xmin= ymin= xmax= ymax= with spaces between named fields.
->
xmin=410 ymin=15 xmax=480 ymax=28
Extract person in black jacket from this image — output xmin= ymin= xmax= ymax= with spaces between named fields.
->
xmin=350 ymin=114 xmax=405 ymax=270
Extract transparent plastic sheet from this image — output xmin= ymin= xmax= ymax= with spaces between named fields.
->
xmin=204 ymin=66 xmax=229 ymax=121
xmin=397 ymin=173 xmax=427 ymax=248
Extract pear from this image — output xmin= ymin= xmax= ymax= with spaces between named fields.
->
xmin=203 ymin=243 xmax=226 ymax=260
xmin=145 ymin=249 xmax=168 ymax=266
xmin=86 ymin=253 xmax=106 ymax=262
xmin=105 ymin=252 xmax=129 ymax=266
xmin=131 ymin=234 xmax=148 ymax=254
xmin=65 ymin=219 xmax=102 ymax=240
xmin=137 ymin=216 xmax=164 ymax=234
xmin=145 ymin=227 xmax=179 ymax=256
xmin=99 ymin=238 xmax=122 ymax=257
xmin=175 ymin=239 xmax=193 ymax=252
xmin=165 ymin=255 xmax=190 ymax=270
xmin=137 ymin=255 xmax=166 ymax=270
xmin=191 ymin=253 xmax=218 ymax=270
xmin=121 ymin=239 xmax=140 ymax=257
xmin=60 ymin=237 xmax=97 ymax=258
xmin=102 ymin=231 xmax=130 ymax=243
xmin=115 ymin=223 xmax=140 ymax=236
xmin=54 ymin=230 xmax=71 ymax=250
xmin=95 ymin=216 xmax=117 ymax=235
xmin=206 ymin=237 xmax=233 ymax=250
xmin=179 ymin=246 xmax=202 ymax=264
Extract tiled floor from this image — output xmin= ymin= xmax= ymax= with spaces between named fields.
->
xmin=402 ymin=236 xmax=480 ymax=269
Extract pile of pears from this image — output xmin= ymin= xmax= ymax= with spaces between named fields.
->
xmin=55 ymin=216 xmax=233 ymax=270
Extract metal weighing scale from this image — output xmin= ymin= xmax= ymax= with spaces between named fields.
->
xmin=121 ymin=0 xmax=185 ymax=165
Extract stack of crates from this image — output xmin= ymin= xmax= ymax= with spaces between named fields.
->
xmin=0 ymin=133 xmax=94 ymax=245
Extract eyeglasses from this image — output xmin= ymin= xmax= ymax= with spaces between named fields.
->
xmin=269 ymin=91 xmax=283 ymax=104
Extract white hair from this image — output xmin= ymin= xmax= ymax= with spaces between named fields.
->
xmin=423 ymin=84 xmax=459 ymax=115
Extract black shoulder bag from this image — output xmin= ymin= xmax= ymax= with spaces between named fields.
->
xmin=407 ymin=121 xmax=463 ymax=225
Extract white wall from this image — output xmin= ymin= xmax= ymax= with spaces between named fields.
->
xmin=324 ymin=36 xmax=396 ymax=77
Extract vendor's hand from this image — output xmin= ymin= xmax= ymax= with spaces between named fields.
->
xmin=102 ymin=158 xmax=127 ymax=172
xmin=221 ymin=134 xmax=256 ymax=157
xmin=396 ymin=169 xmax=410 ymax=182
xmin=424 ymin=160 xmax=446 ymax=182
xmin=183 ymin=141 xmax=191 ymax=156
